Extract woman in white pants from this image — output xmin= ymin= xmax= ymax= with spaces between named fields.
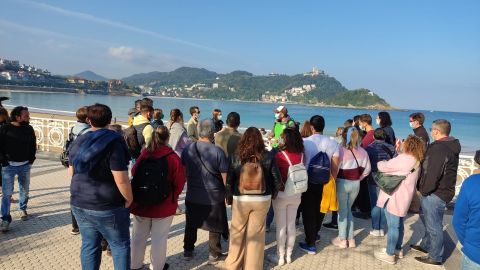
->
xmin=268 ymin=128 xmax=304 ymax=265
xmin=130 ymin=126 xmax=186 ymax=270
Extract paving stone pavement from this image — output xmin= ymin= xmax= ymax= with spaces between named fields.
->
xmin=0 ymin=158 xmax=448 ymax=269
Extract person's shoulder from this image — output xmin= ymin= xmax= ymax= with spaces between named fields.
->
xmin=462 ymin=174 xmax=480 ymax=189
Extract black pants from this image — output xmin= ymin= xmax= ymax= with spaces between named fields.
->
xmin=184 ymin=225 xmax=222 ymax=256
xmin=301 ymin=183 xmax=325 ymax=246
xmin=71 ymin=209 xmax=78 ymax=229
xmin=353 ymin=179 xmax=371 ymax=213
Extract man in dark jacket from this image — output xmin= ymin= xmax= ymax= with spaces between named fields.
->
xmin=0 ymin=106 xmax=36 ymax=232
xmin=411 ymin=119 xmax=461 ymax=266
xmin=409 ymin=112 xmax=430 ymax=148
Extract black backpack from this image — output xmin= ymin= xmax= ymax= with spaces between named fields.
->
xmin=124 ymin=126 xmax=142 ymax=159
xmin=60 ymin=126 xmax=89 ymax=168
xmin=131 ymin=153 xmax=174 ymax=206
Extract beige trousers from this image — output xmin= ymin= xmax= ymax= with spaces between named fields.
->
xmin=130 ymin=215 xmax=174 ymax=270
xmin=224 ymin=199 xmax=271 ymax=270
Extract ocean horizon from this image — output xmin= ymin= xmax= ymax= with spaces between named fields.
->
xmin=2 ymin=90 xmax=479 ymax=154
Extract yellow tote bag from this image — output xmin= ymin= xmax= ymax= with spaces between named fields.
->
xmin=320 ymin=174 xmax=338 ymax=213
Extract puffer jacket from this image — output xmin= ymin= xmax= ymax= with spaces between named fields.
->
xmin=226 ymin=149 xmax=282 ymax=201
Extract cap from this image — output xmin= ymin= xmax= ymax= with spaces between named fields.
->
xmin=274 ymin=105 xmax=287 ymax=113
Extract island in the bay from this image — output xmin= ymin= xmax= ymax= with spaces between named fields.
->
xmin=0 ymin=57 xmax=392 ymax=109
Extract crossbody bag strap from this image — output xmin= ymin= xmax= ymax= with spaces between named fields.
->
xmin=380 ymin=144 xmax=394 ymax=159
xmin=349 ymin=149 xmax=360 ymax=169
xmin=280 ymin=151 xmax=293 ymax=166
xmin=194 ymin=142 xmax=222 ymax=182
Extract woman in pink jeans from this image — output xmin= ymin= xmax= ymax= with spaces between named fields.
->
xmin=374 ymin=135 xmax=425 ymax=265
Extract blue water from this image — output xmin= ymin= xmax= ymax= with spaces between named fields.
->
xmin=2 ymin=91 xmax=479 ymax=154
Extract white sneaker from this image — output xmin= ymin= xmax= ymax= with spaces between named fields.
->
xmin=374 ymin=248 xmax=396 ymax=264
xmin=369 ymin=229 xmax=385 ymax=237
xmin=267 ymin=253 xmax=285 ymax=266
xmin=395 ymin=249 xmax=404 ymax=259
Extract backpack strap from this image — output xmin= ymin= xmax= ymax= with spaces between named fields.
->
xmin=77 ymin=126 xmax=90 ymax=137
xmin=280 ymin=151 xmax=293 ymax=166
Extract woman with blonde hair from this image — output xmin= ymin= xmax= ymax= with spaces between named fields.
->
xmin=332 ymin=127 xmax=371 ymax=248
xmin=130 ymin=126 xmax=186 ymax=270
xmin=374 ymin=135 xmax=425 ymax=265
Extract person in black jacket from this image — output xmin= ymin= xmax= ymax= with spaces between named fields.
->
xmin=224 ymin=127 xmax=282 ymax=270
xmin=409 ymin=112 xmax=430 ymax=148
xmin=411 ymin=119 xmax=461 ymax=266
xmin=0 ymin=106 xmax=36 ymax=232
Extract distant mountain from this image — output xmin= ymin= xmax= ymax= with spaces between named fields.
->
xmin=122 ymin=67 xmax=392 ymax=108
xmin=74 ymin=70 xmax=109 ymax=81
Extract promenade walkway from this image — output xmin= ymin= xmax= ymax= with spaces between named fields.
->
xmin=0 ymin=157 xmax=457 ymax=269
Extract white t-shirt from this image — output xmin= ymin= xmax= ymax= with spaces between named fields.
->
xmin=303 ymin=134 xmax=340 ymax=167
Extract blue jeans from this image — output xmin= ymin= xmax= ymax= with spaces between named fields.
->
xmin=420 ymin=194 xmax=446 ymax=263
xmin=384 ymin=208 xmax=404 ymax=255
xmin=72 ymin=206 xmax=131 ymax=270
xmin=266 ymin=204 xmax=274 ymax=227
xmin=336 ymin=179 xmax=360 ymax=240
xmin=368 ymin=182 xmax=386 ymax=231
xmin=462 ymin=255 xmax=480 ymax=270
xmin=1 ymin=164 xmax=31 ymax=222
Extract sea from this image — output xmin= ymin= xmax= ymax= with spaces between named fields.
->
xmin=1 ymin=91 xmax=479 ymax=154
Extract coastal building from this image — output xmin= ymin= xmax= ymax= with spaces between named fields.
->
xmin=212 ymin=83 xmax=219 ymax=89
xmin=303 ymin=67 xmax=325 ymax=77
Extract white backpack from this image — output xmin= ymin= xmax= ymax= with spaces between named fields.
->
xmin=281 ymin=151 xmax=308 ymax=196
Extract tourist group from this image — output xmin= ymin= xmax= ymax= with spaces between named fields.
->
xmin=0 ymin=97 xmax=479 ymax=270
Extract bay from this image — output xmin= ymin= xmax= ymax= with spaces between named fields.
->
xmin=1 ymin=91 xmax=479 ymax=154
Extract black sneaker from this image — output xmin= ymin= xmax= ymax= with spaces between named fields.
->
xmin=163 ymin=263 xmax=170 ymax=270
xmin=184 ymin=250 xmax=193 ymax=261
xmin=415 ymin=256 xmax=442 ymax=265
xmin=323 ymin=222 xmax=338 ymax=230
xmin=71 ymin=227 xmax=80 ymax=235
xmin=410 ymin=244 xmax=428 ymax=254
xmin=352 ymin=211 xmax=371 ymax=220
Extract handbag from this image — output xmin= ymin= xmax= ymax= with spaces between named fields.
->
xmin=373 ymin=161 xmax=419 ymax=195
xmin=349 ymin=149 xmax=365 ymax=179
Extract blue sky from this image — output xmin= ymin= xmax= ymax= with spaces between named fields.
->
xmin=1 ymin=0 xmax=479 ymax=113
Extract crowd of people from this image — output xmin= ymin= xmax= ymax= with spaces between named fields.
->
xmin=0 ymin=97 xmax=478 ymax=270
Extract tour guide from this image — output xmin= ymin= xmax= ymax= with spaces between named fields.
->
xmin=271 ymin=105 xmax=296 ymax=148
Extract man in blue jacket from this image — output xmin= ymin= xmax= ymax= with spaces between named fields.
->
xmin=453 ymin=150 xmax=480 ymax=270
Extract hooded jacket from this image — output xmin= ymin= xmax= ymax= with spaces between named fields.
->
xmin=417 ymin=136 xmax=461 ymax=203
xmin=132 ymin=114 xmax=153 ymax=147
xmin=130 ymin=145 xmax=186 ymax=218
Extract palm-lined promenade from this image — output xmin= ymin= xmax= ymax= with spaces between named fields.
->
xmin=0 ymin=155 xmax=467 ymax=270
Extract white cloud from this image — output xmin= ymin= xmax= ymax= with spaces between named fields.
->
xmin=107 ymin=46 xmax=190 ymax=71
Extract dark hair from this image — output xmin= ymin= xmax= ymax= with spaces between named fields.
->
xmin=432 ymin=119 xmax=451 ymax=136
xmin=213 ymin=108 xmax=222 ymax=113
xmin=134 ymin=99 xmax=142 ymax=107
xmin=373 ymin=128 xmax=386 ymax=140
xmin=169 ymin=108 xmax=183 ymax=128
xmin=140 ymin=104 xmax=153 ymax=114
xmin=10 ymin=106 xmax=28 ymax=122
xmin=344 ymin=119 xmax=353 ymax=127
xmin=353 ymin=115 xmax=360 ymax=126
xmin=409 ymin=112 xmax=425 ymax=125
xmin=108 ymin=124 xmax=123 ymax=135
xmin=0 ymin=107 xmax=9 ymax=117
xmin=300 ymin=120 xmax=313 ymax=138
xmin=309 ymin=115 xmax=325 ymax=133
xmin=475 ymin=150 xmax=480 ymax=165
xmin=87 ymin=103 xmax=112 ymax=128
xmin=189 ymin=106 xmax=199 ymax=116
xmin=279 ymin=128 xmax=304 ymax=153
xmin=378 ymin=111 xmax=393 ymax=127
xmin=236 ymin=127 xmax=265 ymax=163
xmin=226 ymin=112 xmax=240 ymax=128
xmin=76 ymin=106 xmax=88 ymax=123
xmin=153 ymin=108 xmax=163 ymax=120
xmin=359 ymin=114 xmax=372 ymax=125
xmin=141 ymin=97 xmax=153 ymax=107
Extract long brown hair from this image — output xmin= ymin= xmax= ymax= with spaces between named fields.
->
xmin=147 ymin=126 xmax=170 ymax=152
xmin=169 ymin=108 xmax=183 ymax=128
xmin=279 ymin=128 xmax=304 ymax=153
xmin=300 ymin=120 xmax=313 ymax=138
xmin=236 ymin=127 xmax=265 ymax=163
xmin=402 ymin=135 xmax=425 ymax=162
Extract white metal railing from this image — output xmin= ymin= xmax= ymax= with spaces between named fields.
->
xmin=29 ymin=116 xmax=477 ymax=196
